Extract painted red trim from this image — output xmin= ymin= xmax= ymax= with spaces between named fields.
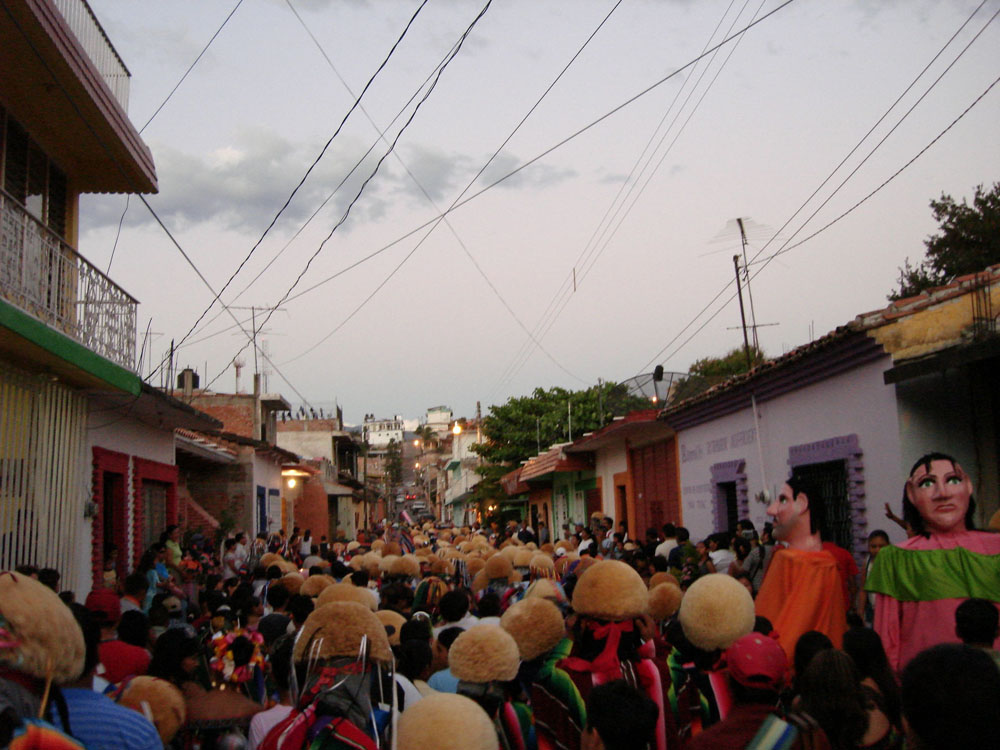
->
xmin=91 ymin=447 xmax=130 ymax=586
xmin=132 ymin=457 xmax=178 ymax=558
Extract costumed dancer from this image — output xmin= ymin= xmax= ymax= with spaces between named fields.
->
xmin=866 ymin=452 xmax=1000 ymax=673
xmin=755 ymin=471 xmax=847 ymax=660
xmin=0 ymin=571 xmax=86 ymax=748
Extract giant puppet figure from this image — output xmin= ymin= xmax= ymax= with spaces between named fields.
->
xmin=866 ymin=453 xmax=1000 ymax=672
xmin=754 ymin=470 xmax=848 ymax=660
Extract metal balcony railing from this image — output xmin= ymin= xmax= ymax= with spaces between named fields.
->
xmin=0 ymin=191 xmax=137 ymax=370
xmin=52 ymin=0 xmax=131 ymax=111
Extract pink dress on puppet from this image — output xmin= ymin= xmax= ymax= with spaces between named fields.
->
xmin=873 ymin=529 xmax=1000 ymax=673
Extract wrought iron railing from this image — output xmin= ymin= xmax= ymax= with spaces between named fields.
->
xmin=52 ymin=0 xmax=131 ymax=111
xmin=0 ymin=191 xmax=137 ymax=370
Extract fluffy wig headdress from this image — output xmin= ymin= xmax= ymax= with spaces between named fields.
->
xmin=294 ymin=601 xmax=392 ymax=664
xmin=648 ymin=582 xmax=683 ymax=622
xmin=317 ymin=582 xmax=377 ymax=611
xmin=449 ymin=624 xmax=520 ymax=683
xmin=300 ymin=574 xmax=333 ymax=598
xmin=0 ymin=571 xmax=84 ymax=684
xmin=280 ymin=572 xmax=304 ymax=595
xmin=117 ymin=675 xmax=187 ymax=743
xmin=649 ymin=572 xmax=679 ymax=590
xmin=398 ymin=693 xmax=497 ymax=750
xmin=571 ymin=560 xmax=648 ymax=622
xmin=389 ymin=555 xmax=421 ymax=580
xmin=376 ymin=609 xmax=407 ymax=647
xmin=678 ymin=573 xmax=754 ymax=651
xmin=501 ymin=597 xmax=565 ymax=661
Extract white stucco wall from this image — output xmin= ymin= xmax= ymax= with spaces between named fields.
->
xmin=675 ymin=356 xmax=905 ymax=545
xmin=87 ymin=413 xmax=176 ymax=465
xmin=596 ymin=448 xmax=627 ymax=516
xmin=277 ymin=432 xmax=333 ymax=461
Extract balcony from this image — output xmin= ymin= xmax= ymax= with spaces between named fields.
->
xmin=0 ymin=190 xmax=137 ymax=370
xmin=52 ymin=0 xmax=130 ymax=111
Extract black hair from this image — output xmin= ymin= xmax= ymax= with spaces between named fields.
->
xmin=955 ymin=598 xmax=999 ymax=645
xmin=350 ymin=569 xmax=370 ymax=587
xmin=798 ymin=650 xmax=867 ymax=750
xmin=400 ymin=618 xmax=433 ymax=645
xmin=753 ymin=615 xmax=773 ymax=636
xmin=793 ymin=630 xmax=833 ymax=685
xmin=867 ymin=529 xmax=890 ymax=543
xmin=266 ymin=565 xmax=283 ymax=581
xmin=69 ymin=603 xmax=99 ymax=679
xmin=118 ymin=610 xmax=149 ymax=648
xmin=397 ymin=639 xmax=433 ymax=682
xmin=38 ymin=568 xmax=60 ymax=591
xmin=439 ymin=590 xmax=469 ymax=623
xmin=675 ymin=527 xmax=690 ymax=543
xmin=436 ymin=626 xmax=464 ymax=650
xmin=122 ymin=572 xmax=149 ymax=597
xmin=902 ymin=644 xmax=1000 ymax=749
xmin=842 ymin=626 xmax=901 ymax=728
xmin=476 ymin=592 xmax=501 ymax=618
xmin=585 ymin=680 xmax=659 ymax=750
xmin=661 ymin=523 xmax=676 ymax=537
xmin=903 ymin=452 xmax=977 ymax=537
xmin=149 ymin=629 xmax=201 ymax=685
xmin=267 ymin=582 xmax=291 ymax=609
xmin=729 ymin=677 xmax=781 ymax=707
xmin=786 ymin=469 xmax=826 ymax=536
xmin=287 ymin=594 xmax=314 ymax=626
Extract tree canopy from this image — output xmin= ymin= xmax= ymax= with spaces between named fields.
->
xmin=669 ymin=345 xmax=766 ymax=403
xmin=472 ymin=383 xmax=650 ymax=467
xmin=890 ymin=182 xmax=1000 ymax=300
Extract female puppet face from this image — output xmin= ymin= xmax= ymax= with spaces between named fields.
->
xmin=906 ymin=459 xmax=972 ymax=534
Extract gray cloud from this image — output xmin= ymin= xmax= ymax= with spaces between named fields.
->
xmin=476 ymin=152 xmax=577 ymax=191
xmin=84 ymin=128 xmax=398 ymax=236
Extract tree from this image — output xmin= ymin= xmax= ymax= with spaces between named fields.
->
xmin=670 ymin=345 xmax=766 ymax=403
xmin=384 ymin=439 xmax=403 ymax=490
xmin=472 ymin=382 xmax=650 ymax=467
xmin=890 ymin=182 xmax=1000 ymax=300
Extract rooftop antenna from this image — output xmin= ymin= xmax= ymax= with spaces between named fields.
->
xmin=234 ymin=357 xmax=245 ymax=393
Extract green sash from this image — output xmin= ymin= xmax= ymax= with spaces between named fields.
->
xmin=864 ymin=545 xmax=1000 ymax=602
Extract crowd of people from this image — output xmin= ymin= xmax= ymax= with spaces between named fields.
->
xmin=0 ymin=452 xmax=998 ymax=750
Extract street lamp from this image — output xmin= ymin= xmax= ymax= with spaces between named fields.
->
xmin=452 ymin=423 xmax=462 ymax=435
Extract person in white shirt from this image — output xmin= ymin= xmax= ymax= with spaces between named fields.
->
xmin=654 ymin=523 xmax=678 ymax=560
xmin=707 ymin=532 xmax=736 ymax=572
xmin=433 ymin=590 xmax=479 ymax=638
xmin=248 ymin=638 xmax=294 ymax=749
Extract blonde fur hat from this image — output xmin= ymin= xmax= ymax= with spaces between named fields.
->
xmin=471 ymin=569 xmax=488 ymax=593
xmin=398 ymin=693 xmax=497 ymax=750
xmin=118 ymin=675 xmax=186 ymax=743
xmin=484 ymin=553 xmax=515 ymax=581
xmin=317 ymin=582 xmax=377 ymax=611
xmin=648 ymin=582 xmax=683 ymax=622
xmin=389 ymin=554 xmax=421 ymax=579
xmin=384 ymin=542 xmax=403 ymax=557
xmin=294 ymin=601 xmax=392 ymax=664
xmin=501 ymin=597 xmax=565 ymax=661
xmin=466 ymin=557 xmax=486 ymax=577
xmin=449 ymin=624 xmax=520 ymax=683
xmin=280 ymin=572 xmax=305 ymax=595
xmin=259 ymin=553 xmax=284 ymax=569
xmin=678 ymin=573 xmax=755 ymax=651
xmin=376 ymin=609 xmax=408 ymax=646
xmin=348 ymin=556 xmax=365 ymax=571
xmin=378 ymin=554 xmax=400 ymax=574
xmin=571 ymin=560 xmax=648 ymax=622
xmin=512 ymin=548 xmax=534 ymax=568
xmin=0 ymin=571 xmax=84 ymax=684
xmin=346 ymin=541 xmax=361 ymax=552
xmin=278 ymin=560 xmax=299 ymax=574
xmin=529 ymin=553 xmax=555 ymax=578
xmin=300 ymin=575 xmax=333 ymax=598
xmin=371 ymin=539 xmax=386 ymax=552
xmin=430 ymin=557 xmax=455 ymax=577
xmin=649 ymin=572 xmax=680 ymax=590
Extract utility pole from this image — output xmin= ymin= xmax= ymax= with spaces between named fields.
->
xmin=733 ymin=255 xmax=754 ymax=371
xmin=736 ymin=218 xmax=760 ymax=351
xmin=568 ymin=400 xmax=573 ymax=442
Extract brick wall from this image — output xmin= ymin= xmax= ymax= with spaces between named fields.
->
xmin=294 ymin=476 xmax=330 ymax=545
xmin=185 ymin=395 xmax=256 ymax=438
xmin=177 ymin=460 xmax=252 ymax=538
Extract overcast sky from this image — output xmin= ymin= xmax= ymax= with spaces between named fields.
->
xmin=81 ymin=0 xmax=1000 ymax=424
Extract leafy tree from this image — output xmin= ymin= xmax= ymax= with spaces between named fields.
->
xmin=670 ymin=345 xmax=766 ymax=403
xmin=890 ymin=182 xmax=1000 ymax=300
xmin=384 ymin=439 xmax=402 ymax=490
xmin=472 ymin=382 xmax=649 ymax=467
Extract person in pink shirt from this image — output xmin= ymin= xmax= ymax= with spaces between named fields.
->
xmin=867 ymin=452 xmax=1000 ymax=673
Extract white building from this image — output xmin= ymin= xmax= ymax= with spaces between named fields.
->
xmin=362 ymin=415 xmax=404 ymax=449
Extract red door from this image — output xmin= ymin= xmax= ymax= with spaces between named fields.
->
xmin=630 ymin=438 xmax=679 ymax=534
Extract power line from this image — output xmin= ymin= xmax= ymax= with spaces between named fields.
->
xmin=107 ymin=0 xmax=245 ymax=274
xmin=199 ymin=0 xmax=495 ymax=393
xmin=280 ymin=0 xmax=626 ymax=382
xmin=149 ymin=0 xmax=432 ymax=382
xmin=639 ymin=9 xmax=998 ymax=375
xmin=2 ymin=0 xmax=316 ymax=408
xmin=488 ymin=0 xmax=765 ymax=400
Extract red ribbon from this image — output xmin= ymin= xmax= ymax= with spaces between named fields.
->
xmin=561 ymin=619 xmax=635 ymax=676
